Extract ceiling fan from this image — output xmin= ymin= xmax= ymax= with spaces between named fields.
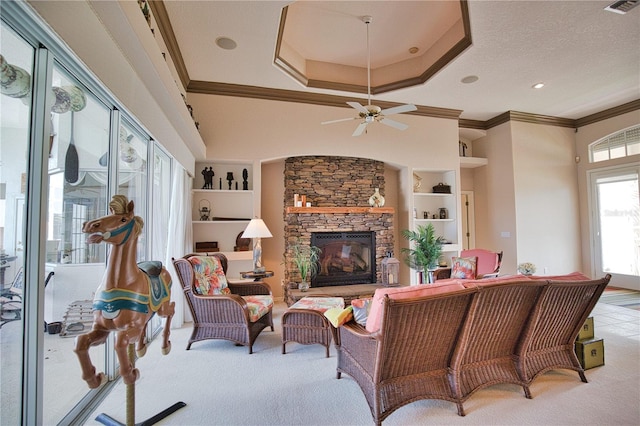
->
xmin=321 ymin=16 xmax=417 ymax=137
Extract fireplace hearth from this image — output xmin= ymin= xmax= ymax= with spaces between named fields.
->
xmin=311 ymin=231 xmax=376 ymax=287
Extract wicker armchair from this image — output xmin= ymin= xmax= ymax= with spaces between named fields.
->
xmin=172 ymin=253 xmax=274 ymax=354
xmin=515 ymin=274 xmax=611 ymax=396
xmin=335 ymin=288 xmax=477 ymax=426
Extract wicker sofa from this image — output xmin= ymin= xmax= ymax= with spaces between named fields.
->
xmin=334 ymin=272 xmax=611 ymax=425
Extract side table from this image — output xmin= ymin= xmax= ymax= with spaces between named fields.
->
xmin=241 ymin=270 xmax=274 ymax=282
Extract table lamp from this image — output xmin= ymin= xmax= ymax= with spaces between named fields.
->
xmin=241 ymin=218 xmax=272 ymax=273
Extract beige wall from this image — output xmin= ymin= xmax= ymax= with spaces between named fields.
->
xmin=188 ymin=93 xmax=460 ymax=297
xmin=575 ymin=110 xmax=640 ymax=279
xmin=473 ymin=123 xmax=518 ymax=273
xmin=29 ymin=0 xmax=204 ymax=173
xmin=511 ymin=121 xmax=581 ymax=275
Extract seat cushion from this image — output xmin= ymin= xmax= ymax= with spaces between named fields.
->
xmin=289 ymin=296 xmax=345 ymax=313
xmin=366 ymin=282 xmax=466 ymax=332
xmin=451 ymin=256 xmax=477 ymax=279
xmin=188 ymin=256 xmax=230 ymax=295
xmin=242 ymin=295 xmax=274 ymax=322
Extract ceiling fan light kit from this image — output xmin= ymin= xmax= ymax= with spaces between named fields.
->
xmin=321 ymin=15 xmax=416 ymax=136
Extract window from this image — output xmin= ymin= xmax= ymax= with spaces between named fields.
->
xmin=590 ymin=125 xmax=640 ymax=162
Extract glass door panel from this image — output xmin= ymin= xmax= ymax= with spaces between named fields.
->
xmin=591 ymin=166 xmax=640 ymax=289
xmin=44 ymin=64 xmax=111 ymax=423
xmin=0 ymin=23 xmax=34 ymax=426
xmin=117 ymin=120 xmax=148 ymax=261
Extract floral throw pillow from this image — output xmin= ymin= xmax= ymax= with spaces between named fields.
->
xmin=351 ymin=297 xmax=372 ymax=326
xmin=188 ymin=256 xmax=230 ymax=295
xmin=451 ymin=256 xmax=477 ymax=280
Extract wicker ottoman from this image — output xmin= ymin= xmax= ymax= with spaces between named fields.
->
xmin=281 ymin=296 xmax=345 ymax=358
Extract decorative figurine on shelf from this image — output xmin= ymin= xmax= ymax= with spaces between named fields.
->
xmin=201 ymin=166 xmax=214 ymax=189
xmin=459 ymin=140 xmax=468 ymax=157
xmin=242 ymin=168 xmax=249 ymax=190
xmin=226 ymin=172 xmax=234 ymax=190
xmin=75 ymin=195 xmax=174 ymax=389
xmin=199 ymin=199 xmax=211 ymax=221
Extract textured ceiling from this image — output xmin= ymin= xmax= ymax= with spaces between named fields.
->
xmin=162 ymin=0 xmax=640 ymax=122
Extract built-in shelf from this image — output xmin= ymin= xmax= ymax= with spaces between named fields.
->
xmin=413 ymin=192 xmax=453 ymax=197
xmin=193 ymin=189 xmax=254 ymax=194
xmin=460 ymin=156 xmax=488 ymax=168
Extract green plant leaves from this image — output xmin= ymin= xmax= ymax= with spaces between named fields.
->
xmin=401 ymin=223 xmax=444 ymax=271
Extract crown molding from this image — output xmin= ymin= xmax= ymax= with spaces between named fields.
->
xmin=149 ymin=0 xmax=190 ymax=89
xmin=187 ymin=80 xmax=462 ymax=120
xmin=575 ymin=99 xmax=640 ymax=127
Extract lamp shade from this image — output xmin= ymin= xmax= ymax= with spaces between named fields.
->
xmin=241 ymin=218 xmax=272 ymax=239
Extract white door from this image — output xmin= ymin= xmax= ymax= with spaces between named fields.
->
xmin=589 ymin=165 xmax=640 ymax=290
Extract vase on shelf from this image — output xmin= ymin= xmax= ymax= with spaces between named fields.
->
xmin=298 ymin=281 xmax=309 ymax=292
xmin=368 ymin=188 xmax=385 ymax=207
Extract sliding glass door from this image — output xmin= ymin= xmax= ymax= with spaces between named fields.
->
xmin=590 ymin=165 xmax=640 ymax=289
xmin=0 ymin=22 xmax=35 ymax=426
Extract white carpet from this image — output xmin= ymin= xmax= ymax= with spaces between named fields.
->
xmin=85 ymin=301 xmax=640 ymax=426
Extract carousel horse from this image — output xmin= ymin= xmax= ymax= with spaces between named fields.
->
xmin=74 ymin=194 xmax=175 ymax=389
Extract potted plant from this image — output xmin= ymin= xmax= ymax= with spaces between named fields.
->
xmin=288 ymin=240 xmax=322 ymax=292
xmin=401 ymin=223 xmax=444 ymax=284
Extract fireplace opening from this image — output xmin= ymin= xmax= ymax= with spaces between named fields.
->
xmin=311 ymin=231 xmax=376 ymax=287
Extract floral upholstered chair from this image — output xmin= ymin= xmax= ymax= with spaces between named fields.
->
xmin=172 ymin=253 xmax=274 ymax=353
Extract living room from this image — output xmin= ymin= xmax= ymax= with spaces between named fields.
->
xmin=1 ymin=1 xmax=639 ymax=425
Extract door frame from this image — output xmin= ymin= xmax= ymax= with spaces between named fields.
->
xmin=587 ymin=164 xmax=640 ymax=290
xmin=461 ymin=191 xmax=476 ymax=250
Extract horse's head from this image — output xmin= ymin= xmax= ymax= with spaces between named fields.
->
xmin=83 ymin=195 xmax=143 ymax=245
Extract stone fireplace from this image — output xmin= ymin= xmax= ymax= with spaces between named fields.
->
xmin=283 ymin=156 xmax=394 ymax=287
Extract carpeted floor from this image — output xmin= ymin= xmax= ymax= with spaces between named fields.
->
xmin=600 ymin=287 xmax=640 ymax=310
xmin=82 ymin=300 xmax=640 ymax=426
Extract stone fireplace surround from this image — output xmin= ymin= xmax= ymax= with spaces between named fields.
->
xmin=284 ymin=156 xmax=394 ymax=286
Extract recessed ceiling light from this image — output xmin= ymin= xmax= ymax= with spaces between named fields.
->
xmin=461 ymin=75 xmax=479 ymax=84
xmin=215 ymin=37 xmax=237 ymax=50
xmin=409 ymin=47 xmax=419 ymax=54
xmin=532 ymin=82 xmax=545 ymax=89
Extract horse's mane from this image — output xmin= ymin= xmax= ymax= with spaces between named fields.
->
xmin=110 ymin=195 xmax=144 ymax=237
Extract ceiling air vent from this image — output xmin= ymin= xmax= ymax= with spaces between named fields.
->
xmin=604 ymin=0 xmax=639 ymax=14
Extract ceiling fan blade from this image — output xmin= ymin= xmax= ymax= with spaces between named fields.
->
xmin=380 ymin=103 xmax=417 ymax=116
xmin=379 ymin=117 xmax=409 ymax=131
xmin=321 ymin=117 xmax=356 ymax=125
xmin=347 ymin=101 xmax=370 ymax=114
xmin=352 ymin=122 xmax=368 ymax=136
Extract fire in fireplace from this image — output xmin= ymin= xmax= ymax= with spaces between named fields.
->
xmin=311 ymin=231 xmax=376 ymax=287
